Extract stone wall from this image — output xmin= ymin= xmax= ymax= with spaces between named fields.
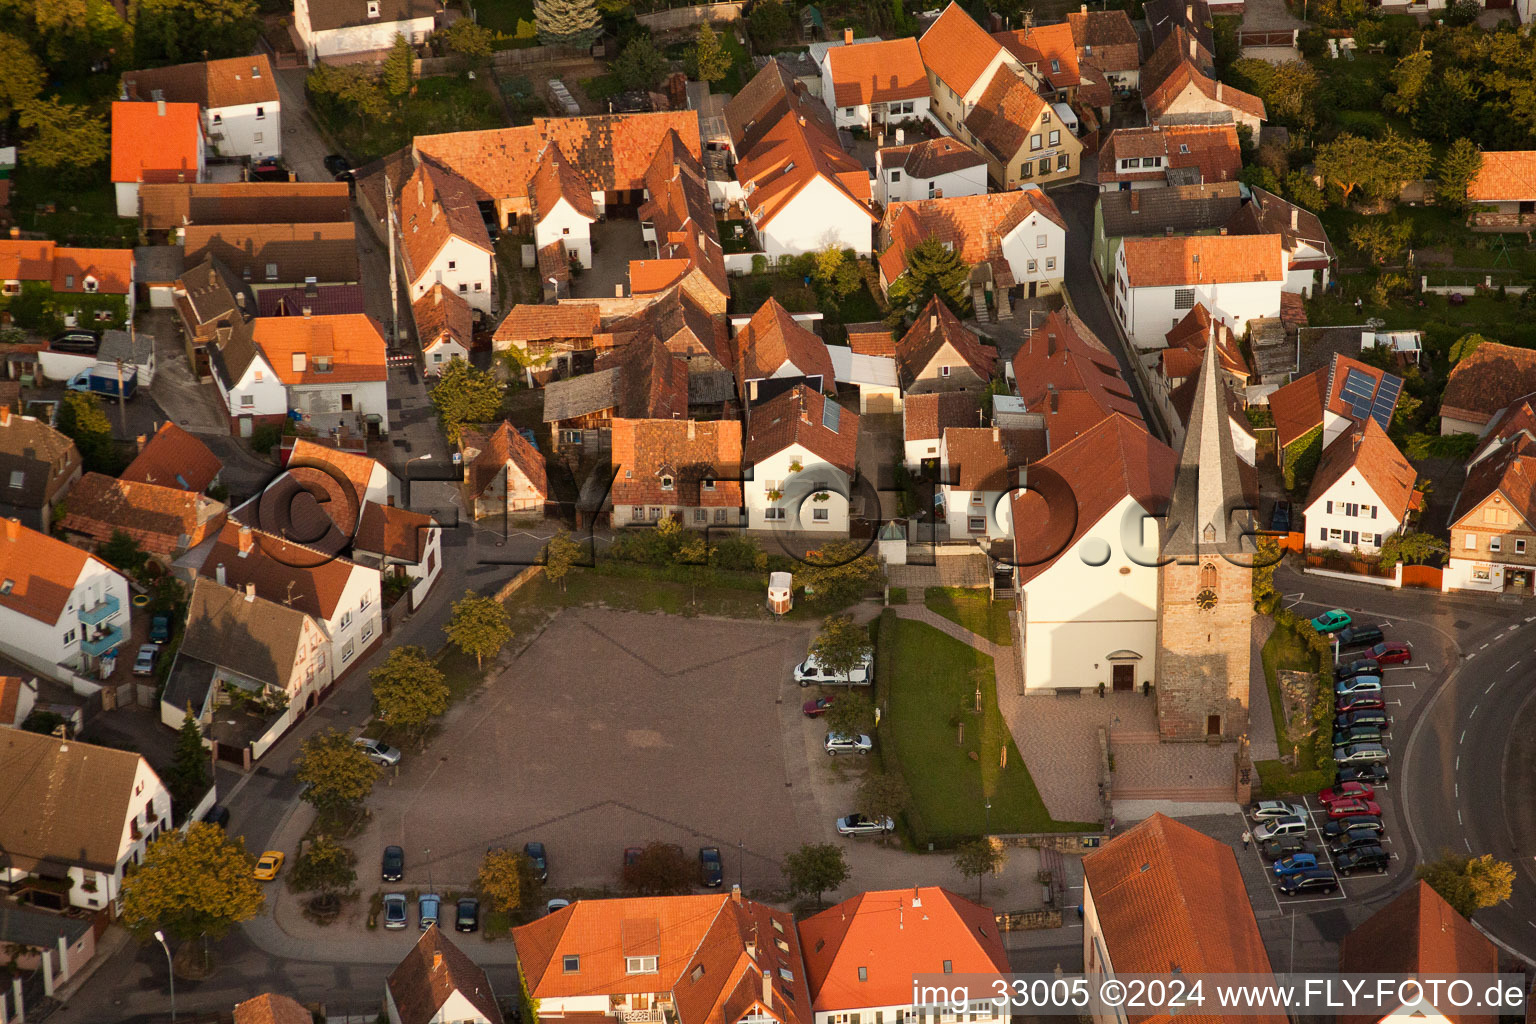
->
xmin=1156 ymin=558 xmax=1252 ymax=741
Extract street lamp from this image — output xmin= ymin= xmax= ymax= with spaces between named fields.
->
xmin=153 ymin=930 xmax=176 ymax=1023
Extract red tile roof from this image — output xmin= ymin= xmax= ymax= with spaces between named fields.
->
xmin=800 ymin=888 xmax=1009 ymax=1013
xmin=1145 ymin=58 xmax=1266 ymax=123
xmin=845 ymin=322 xmax=895 ymax=356
xmin=611 ymin=418 xmax=743 ymax=507
xmin=412 ymin=283 xmax=475 ymax=349
xmin=233 ymin=993 xmax=313 ymax=1024
xmin=1322 ymin=353 xmax=1400 ymax=425
xmin=494 ymin=303 xmax=601 ymax=345
xmin=287 ymin=437 xmax=384 ymax=507
xmin=877 ymin=137 xmax=986 ymax=180
xmin=1267 ymin=367 xmax=1327 ymax=448
xmin=0 ymin=676 xmax=20 ymax=726
xmin=59 ymin=472 xmax=226 ymax=557
xmin=464 ymin=421 xmax=548 ymax=501
xmin=1066 ymin=8 xmax=1141 ymax=72
xmin=253 ymin=314 xmax=387 ymax=386
xmin=734 ymin=104 xmax=873 ymax=230
xmin=198 ymin=520 xmax=358 ymax=620
xmin=919 ymin=2 xmax=1008 ymax=95
xmin=637 ymin=131 xmax=727 ymax=302
xmin=1099 ymin=124 xmax=1240 ymax=185
xmin=1083 ymin=814 xmax=1286 ymax=1024
xmin=1120 ymin=233 xmax=1283 ymax=287
xmin=895 ymin=297 xmax=998 ymax=386
xmin=1307 ymin=418 xmax=1417 ymax=522
xmin=111 ymin=101 xmax=202 ymax=184
xmin=993 ymin=23 xmax=1080 ymax=89
xmin=0 ymin=240 xmax=55 ymax=282
xmin=399 ymin=162 xmax=494 ymax=288
xmin=880 ymin=189 xmax=1064 ymax=288
xmin=0 ymin=241 xmax=132 ymax=294
xmin=746 ymin=384 xmax=859 ymax=477
xmin=120 ymin=421 xmax=223 ymax=493
xmin=734 ymin=298 xmax=835 ymax=387
xmin=1469 ymin=151 xmax=1536 ymax=202
xmin=963 ymin=71 xmax=1048 ymax=162
xmin=630 ymin=259 xmax=691 ymax=295
xmin=904 ymin=390 xmax=982 ymax=441
xmin=354 ymin=502 xmax=434 ymax=563
xmin=1454 ymin=433 xmax=1536 ymax=528
xmin=388 ymin=926 xmax=503 ymax=1024
xmin=122 ymin=54 xmax=279 ymax=109
xmin=824 ymin=37 xmax=929 ymax=106
xmin=944 ymin=426 xmax=1047 ymax=489
xmin=0 ymin=517 xmax=101 ymax=625
xmin=1160 ymin=303 xmax=1250 ymax=382
xmin=1012 ymin=308 xmax=1142 ymax=444
xmin=1441 ymin=341 xmax=1536 ymax=429
xmin=530 ymin=143 xmax=598 ymax=222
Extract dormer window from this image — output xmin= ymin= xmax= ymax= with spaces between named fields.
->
xmin=1050 ymin=59 xmax=1060 ymax=72
xmin=315 ymin=355 xmax=332 ymax=372
xmin=0 ymin=579 xmax=12 ymax=595
xmin=64 ymin=274 xmax=74 ymax=288
xmin=702 ymin=477 xmax=715 ymax=491
xmin=660 ymin=475 xmax=674 ymax=490
xmin=83 ymin=277 xmax=98 ymax=293
xmin=626 ymin=956 xmax=658 ymax=974
xmin=367 ymin=0 xmax=380 ymax=15
xmin=563 ymin=955 xmax=580 ymax=973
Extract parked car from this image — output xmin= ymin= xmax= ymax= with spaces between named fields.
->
xmin=1261 ymin=835 xmax=1320 ymax=861
xmin=1335 ymin=742 xmax=1390 ymax=767
xmin=699 ymin=846 xmax=723 ymax=888
xmin=149 ymin=614 xmax=172 ymax=644
xmin=323 ymin=154 xmax=352 ymax=176
xmin=1336 ymin=763 xmax=1390 ymax=785
xmin=1331 ymin=726 xmax=1384 ymax=748
xmin=1368 ymin=641 xmax=1412 ymax=665
xmin=132 ymin=643 xmax=158 ymax=676
xmin=382 ymin=845 xmax=404 ymax=882
xmin=1330 ymin=832 xmax=1387 ymax=856
xmin=1317 ymin=781 xmax=1376 ymax=805
xmin=836 ymin=813 xmax=895 ymax=836
xmin=1325 ymin=798 xmax=1382 ymax=819
xmin=1335 ymin=693 xmax=1387 ymax=714
xmin=50 ymin=329 xmax=100 ymax=354
xmin=623 ymin=847 xmax=642 ymax=868
xmin=1323 ymin=815 xmax=1385 ymax=839
xmin=1251 ymin=800 xmax=1307 ymax=822
xmin=201 ymin=804 xmax=230 ymax=828
xmin=456 ymin=897 xmax=480 ymax=933
xmin=253 ymin=850 xmax=285 ymax=881
xmin=795 ymin=652 xmax=872 ymax=686
xmin=383 ymin=893 xmax=408 ymax=929
xmin=524 ymin=842 xmax=548 ymax=882
xmin=1334 ymin=845 xmax=1391 ymax=875
xmin=825 ymin=732 xmax=873 ymax=755
xmin=249 ymin=158 xmax=291 ymax=182
xmin=802 ymin=696 xmax=835 ymax=717
xmin=1270 ymin=500 xmax=1292 ymax=533
xmin=355 ymin=737 xmax=402 ymax=766
xmin=1335 ymin=709 xmax=1390 ymax=731
xmin=1253 ymin=815 xmax=1309 ymax=842
xmin=418 ymin=893 xmax=440 ymax=931
xmin=1334 ymin=659 xmax=1381 ymax=681
xmin=1338 ymin=625 xmax=1386 ymax=651
xmin=1311 ymin=609 xmax=1353 ymax=633
xmin=1278 ymin=868 xmax=1339 ymax=896
xmin=1335 ymin=675 xmax=1383 ymax=697
xmin=1273 ymin=852 xmax=1320 ymax=877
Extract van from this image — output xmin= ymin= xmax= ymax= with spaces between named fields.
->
xmin=794 ymin=653 xmax=872 ymax=686
xmin=1253 ymin=815 xmax=1309 ymax=842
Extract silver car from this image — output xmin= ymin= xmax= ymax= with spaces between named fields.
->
xmin=836 ymin=813 xmax=895 ymax=836
xmin=132 ymin=643 xmax=158 ymax=676
xmin=824 ymin=732 xmax=873 ymax=756
xmin=382 ymin=892 xmax=408 ymax=929
xmin=1252 ymin=815 xmax=1309 ymax=842
xmin=1250 ymin=800 xmax=1306 ymax=822
xmin=356 ymin=737 xmax=402 ymax=766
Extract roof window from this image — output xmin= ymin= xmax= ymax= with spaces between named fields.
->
xmin=563 ymin=955 xmax=580 ymax=973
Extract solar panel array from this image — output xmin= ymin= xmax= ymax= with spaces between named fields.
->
xmin=823 ymin=397 xmax=842 ymax=433
xmin=1338 ymin=366 xmax=1402 ymax=430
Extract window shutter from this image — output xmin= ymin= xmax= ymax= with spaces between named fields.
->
xmin=1320 ymin=528 xmax=1327 ymax=541
xmin=1375 ymin=533 xmax=1382 ymax=546
xmin=1326 ymin=501 xmax=1333 ymax=514
xmin=1371 ymin=506 xmax=1378 ymax=519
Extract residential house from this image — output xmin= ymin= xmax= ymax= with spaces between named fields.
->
xmin=607 ymin=286 xmax=731 ymax=383
xmin=733 ymin=297 xmax=836 ymax=404
xmin=161 ymin=576 xmax=331 ymax=765
xmin=635 ymin=131 xmax=729 ymax=315
xmin=1083 ymin=814 xmax=1286 ymax=1024
xmin=903 ymin=390 xmax=982 ymax=468
xmin=0 ymin=517 xmax=131 ymax=681
xmin=493 ymin=303 xmax=607 ymax=381
xmin=1305 ymin=418 xmax=1418 ymax=554
xmin=1444 ymin=428 xmax=1536 ymax=594
xmin=827 ymin=344 xmax=902 ymax=414
xmin=543 ymin=335 xmax=689 ymax=453
xmin=963 ymin=70 xmax=1083 ymax=189
xmin=1097 ymin=123 xmax=1240 ymax=191
xmin=800 ymin=888 xmax=1011 ymax=1024
xmin=293 ymin=0 xmax=438 ymax=64
xmin=1224 ymin=186 xmax=1333 ymax=296
xmin=511 ymin=890 xmax=809 ymax=1024
xmin=171 ymin=257 xmax=253 ymax=379
xmin=139 ymin=181 xmax=351 ymax=238
xmin=207 ymin=317 xmax=287 ymax=436
xmin=819 ymin=33 xmax=931 ymax=131
xmin=1268 ymin=353 xmax=1403 ymax=472
xmin=235 ymin=995 xmax=315 ymax=1024
xmin=895 ymin=297 xmax=998 ymax=394
xmin=286 ymin=436 xmax=397 ymax=506
xmin=1010 ymin=309 xmax=1143 ymax=448
xmin=111 ymin=101 xmax=205 ymax=218
xmin=1112 ymin=232 xmax=1284 ymax=350
xmin=939 ymin=426 xmax=1046 ymax=540
xmin=122 ymin=422 xmax=223 ymax=493
xmin=993 ymin=23 xmax=1082 ymax=102
xmin=259 ymin=282 xmax=366 ymax=318
xmin=121 ymin=55 xmax=281 ymax=161
xmin=253 ymin=314 xmax=390 ymax=438
xmin=352 ymin=502 xmax=441 ymax=610
xmin=400 ymin=162 xmax=496 ymax=315
xmin=1155 ymin=303 xmax=1251 ymax=437
xmin=59 ymin=473 xmax=227 ymax=563
xmin=610 ymin=418 xmax=742 ymax=529
xmin=0 ymin=730 xmax=171 ymax=914
xmin=1010 ymin=414 xmax=1173 ymax=690
xmin=412 ymin=284 xmax=473 ymax=376
xmin=528 ymin=143 xmax=595 ymax=272
xmin=387 ymin=926 xmax=503 ymax=1024
xmin=724 ymin=62 xmax=876 ymax=257
xmin=198 ymin=520 xmax=382 ymax=676
xmin=0 ymin=406 xmax=82 ymax=534
xmin=1090 ymin=181 xmax=1243 ymax=281
xmin=880 ymin=188 xmax=1068 ymax=301
xmin=181 ymin=222 xmax=359 ymax=291
xmin=1439 ymin=341 xmax=1536 ymax=435
xmin=1141 ymin=28 xmax=1265 ymax=131
xmin=459 ymin=421 xmax=549 ymax=522
xmin=918 ymin=3 xmax=1037 ymax=140
xmin=1467 ymin=151 xmax=1536 ymax=231
xmin=1339 ymin=881 xmax=1497 ymax=1024
xmin=0 ymin=239 xmax=136 ymax=328
xmin=745 ymin=384 xmax=859 ymax=532
xmin=873 ymin=136 xmax=989 ymax=206
xmin=1066 ymin=6 xmax=1142 ymax=92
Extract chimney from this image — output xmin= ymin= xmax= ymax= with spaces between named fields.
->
xmin=762 ymin=971 xmax=773 ymax=1009
xmin=433 ymin=952 xmax=443 ymax=971
xmin=844 ymin=27 xmax=854 ymax=44
xmin=1081 ymin=2 xmax=1087 ymax=9
xmin=1219 ymin=226 xmax=1227 ymax=235
xmin=0 ymin=407 xmax=9 ymax=427
xmin=1189 ymin=36 xmax=1197 ymax=60
xmin=1291 ymin=207 xmax=1299 ymax=230
xmin=387 ymin=495 xmax=396 ymax=507
xmin=235 ymin=291 xmax=246 ymax=309
xmin=237 ymin=525 xmax=253 ymax=555
xmin=1048 ymin=383 xmax=1059 ymax=413
xmin=156 ymin=97 xmax=166 ymax=117
xmin=1216 ymin=81 xmax=1223 ymax=101
xmin=687 ymin=420 xmax=696 ymax=440
xmin=799 ymin=389 xmax=811 ymax=424
xmin=1186 ymin=3 xmax=1193 ymax=19
xmin=207 ymin=266 xmax=217 ymax=287
xmin=992 ymin=426 xmax=1000 ymax=443
xmin=797 ymin=115 xmax=806 ymax=126
xmin=417 ymin=176 xmax=424 ymax=204
xmin=135 ymin=432 xmax=146 ymax=452
xmin=731 ymin=883 xmax=742 ymax=902
xmin=216 ymin=562 xmax=227 ymax=586
xmin=302 ymin=305 xmax=312 ymax=318
xmin=244 ymin=582 xmax=256 ymax=602
xmin=1 ymin=518 xmax=15 ymax=542
xmin=930 ymin=312 xmax=938 ymax=332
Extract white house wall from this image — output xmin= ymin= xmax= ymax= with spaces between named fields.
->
xmin=302 ymin=17 xmax=435 ymax=62
xmin=207 ymin=100 xmax=281 ymax=161
xmin=745 ymin=445 xmax=852 ymax=531
xmin=1304 ymin=466 xmax=1402 ymax=553
xmin=758 ymin=176 xmax=874 ymax=258
xmin=1001 ymin=205 xmax=1067 ymax=294
xmin=535 ymin=196 xmax=595 ymax=270
xmin=1113 ymin=246 xmax=1282 ymax=350
xmin=410 ymin=235 xmax=496 ymax=315
xmin=324 ymin=565 xmax=384 ymax=674
xmin=877 ymin=159 xmax=988 ymax=206
xmin=223 ymin=354 xmax=288 ymax=419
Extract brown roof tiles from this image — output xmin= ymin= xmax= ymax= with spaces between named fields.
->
xmin=1306 ymin=418 xmax=1417 ymax=522
xmin=530 ymin=143 xmax=598 ymax=222
xmin=399 ymin=163 xmax=494 ymax=287
xmin=895 ymin=297 xmax=998 ymax=387
xmin=254 ymin=314 xmax=387 ymax=386
xmin=746 ymin=384 xmax=859 ymax=477
xmin=181 ymin=221 xmax=359 ymax=285
xmin=904 ymin=390 xmax=982 ymax=441
xmin=877 ymin=137 xmax=987 ymax=180
xmin=60 ymin=472 xmax=226 ymax=557
xmin=494 ymin=304 xmax=601 ymax=346
xmin=824 ymin=37 xmax=929 ymax=107
xmin=919 ymin=2 xmax=1009 ymax=95
xmin=121 ymin=421 xmax=222 ymax=492
xmin=611 ymin=418 xmax=743 ymax=508
xmin=464 ymin=421 xmax=548 ymax=501
xmin=734 ymin=298 xmax=835 ymax=387
xmin=122 ymin=54 xmax=279 ymax=109
xmin=1120 ymin=233 xmax=1283 ymax=287
xmin=963 ymin=72 xmax=1048 ymax=162
xmin=1012 ymin=308 xmax=1142 ymax=444
xmin=1441 ymin=341 xmax=1536 ymax=429
xmin=880 ymin=190 xmax=1064 ymax=288
xmin=1099 ymin=124 xmax=1240 ymax=185
xmin=387 ymin=926 xmax=504 ymax=1024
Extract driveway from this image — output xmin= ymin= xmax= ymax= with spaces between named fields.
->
xmin=274 ymin=66 xmax=335 ymax=182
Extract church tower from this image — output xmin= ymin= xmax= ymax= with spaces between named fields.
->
xmin=1155 ymin=337 xmax=1253 ymax=742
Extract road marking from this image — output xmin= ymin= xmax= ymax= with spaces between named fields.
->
xmin=1466 ymin=837 xmax=1473 ymax=852
xmin=1470 ymin=704 xmax=1478 ymax=718
xmin=1526 ymin=616 xmax=1536 ymax=623
xmin=1459 ymin=810 xmax=1464 ymax=825
xmin=1481 ymin=643 xmax=1490 ymax=650
xmin=1383 ymin=681 xmax=1417 ymax=689
xmin=1460 ymin=729 xmax=1467 ymax=744
xmin=1487 ymin=681 xmax=1498 ymax=694
xmin=1387 ymin=699 xmax=1404 ymax=706
xmin=1455 ymin=783 xmax=1459 ymax=798
xmin=1456 ymin=756 xmax=1460 ymax=771
xmin=1509 ymin=662 xmax=1521 ymax=673
xmin=1467 ymin=652 xmax=1476 ymax=661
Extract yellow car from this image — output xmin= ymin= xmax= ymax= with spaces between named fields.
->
xmin=253 ymin=851 xmax=285 ymax=881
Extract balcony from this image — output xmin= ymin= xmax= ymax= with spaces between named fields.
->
xmin=611 ymin=1011 xmax=665 ymax=1023
xmin=81 ymin=624 xmax=125 ymax=657
xmin=78 ymin=593 xmax=120 ymax=627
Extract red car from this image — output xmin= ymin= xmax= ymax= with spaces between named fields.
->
xmin=1368 ymin=641 xmax=1412 ymax=665
xmin=1326 ymin=798 xmax=1382 ymax=819
xmin=803 ymin=697 xmax=835 ymax=717
xmin=1317 ymin=781 xmax=1376 ymax=805
xmin=1336 ymin=693 xmax=1386 ymax=713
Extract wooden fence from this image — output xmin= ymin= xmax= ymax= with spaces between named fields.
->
xmin=637 ymin=0 xmax=745 ymax=31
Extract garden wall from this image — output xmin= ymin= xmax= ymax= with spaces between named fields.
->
xmin=495 ymin=565 xmax=546 ymax=602
xmin=637 ymin=1 xmax=745 ymax=31
xmin=1300 ymin=559 xmax=1443 ymax=589
xmin=1420 ymin=275 xmax=1531 ymax=297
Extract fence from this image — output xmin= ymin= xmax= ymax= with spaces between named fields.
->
xmin=1420 ymin=274 xmax=1529 ymax=297
xmin=1239 ymin=28 xmax=1298 ymax=45
xmin=637 ymin=0 xmax=745 ymax=31
xmin=494 ymin=564 xmax=545 ymax=602
xmin=413 ymin=43 xmax=587 ymax=76
xmin=1302 ymin=558 xmax=1441 ymax=590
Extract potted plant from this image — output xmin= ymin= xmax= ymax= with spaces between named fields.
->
xmin=813 ymin=491 xmax=830 ymax=502
xmin=788 ymin=459 xmax=803 ymax=473
xmin=766 ymin=489 xmax=783 ymax=502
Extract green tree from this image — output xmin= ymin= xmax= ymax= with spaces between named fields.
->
xmin=57 ymin=391 xmax=120 ymax=473
xmin=383 ymin=33 xmax=414 ymax=97
xmin=17 ymin=98 xmax=109 ymax=183
xmin=369 ymin=645 xmax=449 ymax=734
xmin=798 ymin=541 xmax=885 ymax=608
xmin=430 ymin=356 xmax=503 ymax=443
xmin=1437 ymin=138 xmax=1483 ymax=211
xmin=1450 ymin=332 xmax=1492 ymax=363
xmin=98 ymin=530 xmax=149 ymax=580
xmin=613 ymin=35 xmax=668 ymax=91
xmin=821 ymin=690 xmax=874 ymax=739
xmin=1347 ymin=218 xmax=1412 ymax=266
xmin=294 ymin=728 xmax=380 ymax=820
xmin=886 ymin=237 xmax=972 ymax=321
xmin=622 ymin=842 xmax=694 ymax=895
xmin=746 ymin=0 xmax=791 ymax=49
xmin=120 ymin=824 xmax=264 ymax=968
xmin=533 ymin=0 xmax=600 ymax=48
xmin=1378 ymin=531 xmax=1447 ymax=566
xmin=856 ymin=769 xmax=909 ymax=824
xmin=689 ymin=22 xmax=730 ymax=83
xmin=1386 ymin=48 xmax=1433 ymax=115
xmin=809 ymin=615 xmax=873 ymax=680
xmin=132 ymin=0 xmax=258 ymax=64
xmin=1366 ymin=132 xmax=1433 ymax=203
xmin=781 ymin=842 xmax=848 ymax=908
xmin=166 ymin=710 xmax=210 ymax=819
xmin=287 ymin=835 xmax=357 ymax=901
xmin=306 ymin=63 xmax=388 ymax=121
xmin=0 ymin=32 xmax=45 ymax=120
xmin=542 ymin=530 xmax=583 ymax=591
xmin=1252 ymin=535 xmax=1281 ymax=607
xmin=444 ymin=590 xmax=513 ymax=670
xmin=953 ymin=839 xmax=1006 ymax=901
xmin=1230 ymin=58 xmax=1318 ymax=131
xmin=1418 ymin=852 xmax=1515 ymax=918
xmin=478 ymin=848 xmax=538 ymax=912
xmin=440 ymin=18 xmax=494 ymax=60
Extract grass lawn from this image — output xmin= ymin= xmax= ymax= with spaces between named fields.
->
xmin=317 ymin=74 xmax=506 ymax=164
xmin=1255 ymin=619 xmax=1332 ymax=798
xmin=472 ymin=0 xmax=534 ymax=33
xmin=11 ymin=165 xmax=137 ymax=248
xmin=924 ymin=587 xmax=1012 ymax=646
xmin=883 ymin=618 xmax=1095 ymax=840
xmin=887 ymin=587 xmax=908 ymax=605
xmin=579 ymin=72 xmax=624 ymax=100
xmin=502 ymin=565 xmax=836 ymax=621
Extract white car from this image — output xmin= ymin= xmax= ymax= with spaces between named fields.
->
xmin=795 ymin=653 xmax=872 ymax=687
xmin=1250 ymin=800 xmax=1307 ymax=823
xmin=355 ymin=737 xmax=401 ymax=766
xmin=1252 ymin=815 xmax=1309 ymax=842
xmin=824 ymin=732 xmax=873 ymax=756
xmin=836 ymin=813 xmax=895 ymax=836
xmin=546 ymin=898 xmax=571 ymax=916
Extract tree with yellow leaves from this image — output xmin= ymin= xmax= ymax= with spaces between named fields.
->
xmin=120 ymin=823 xmax=264 ymax=970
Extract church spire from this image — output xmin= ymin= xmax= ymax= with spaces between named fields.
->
xmin=1163 ymin=331 xmax=1244 ymax=558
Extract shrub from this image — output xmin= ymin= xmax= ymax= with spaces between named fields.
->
xmin=250 ymin=423 xmax=282 ymax=455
